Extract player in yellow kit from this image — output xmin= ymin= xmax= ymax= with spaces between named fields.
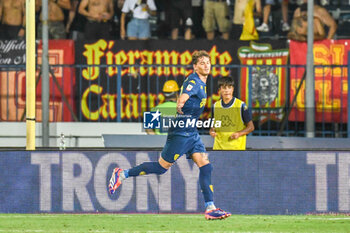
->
xmin=210 ymin=76 xmax=254 ymax=150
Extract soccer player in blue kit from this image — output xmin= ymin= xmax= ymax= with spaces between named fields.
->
xmin=109 ymin=50 xmax=231 ymax=220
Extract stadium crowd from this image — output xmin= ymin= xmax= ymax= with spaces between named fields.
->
xmin=0 ymin=0 xmax=349 ymax=41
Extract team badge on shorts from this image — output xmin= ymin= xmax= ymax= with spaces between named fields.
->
xmin=143 ymin=110 xmax=161 ymax=129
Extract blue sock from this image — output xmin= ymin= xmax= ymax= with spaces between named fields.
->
xmin=199 ymin=163 xmax=214 ymax=203
xmin=128 ymin=162 xmax=168 ymax=177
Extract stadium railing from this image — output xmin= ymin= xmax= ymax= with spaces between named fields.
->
xmin=0 ymin=63 xmax=348 ymax=138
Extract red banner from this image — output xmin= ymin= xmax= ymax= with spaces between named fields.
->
xmin=0 ymin=40 xmax=76 ymax=121
xmin=289 ymin=40 xmax=349 ymax=123
xmin=238 ymin=42 xmax=289 ymax=123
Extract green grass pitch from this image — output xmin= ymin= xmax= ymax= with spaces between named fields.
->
xmin=1 ymin=214 xmax=350 ymax=232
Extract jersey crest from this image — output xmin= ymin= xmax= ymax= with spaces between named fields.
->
xmin=186 ymin=84 xmax=193 ymax=91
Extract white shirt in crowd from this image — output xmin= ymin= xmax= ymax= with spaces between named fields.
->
xmin=122 ymin=0 xmax=157 ymax=20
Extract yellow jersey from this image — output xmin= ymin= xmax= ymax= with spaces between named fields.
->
xmin=213 ymin=98 xmax=247 ymax=150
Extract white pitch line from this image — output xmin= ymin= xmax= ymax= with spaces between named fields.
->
xmin=0 ymin=230 xmax=44 ymax=232
xmin=0 ymin=231 xmax=111 ymax=233
xmin=0 ymin=215 xmax=56 ymax=218
xmin=233 ymin=216 xmax=350 ymax=221
xmin=0 ymin=231 xmax=292 ymax=233
xmin=0 ymin=214 xmax=203 ymax=219
xmin=1 ymin=214 xmax=349 ymax=221
xmin=307 ymin=217 xmax=350 ymax=220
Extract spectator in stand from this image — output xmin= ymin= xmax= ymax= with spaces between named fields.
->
xmin=152 ymin=0 xmax=169 ymax=39
xmin=36 ymin=0 xmax=71 ymax=39
xmin=232 ymin=0 xmax=261 ymax=40
xmin=79 ymin=0 xmax=114 ymax=40
xmin=256 ymin=0 xmax=290 ymax=32
xmin=202 ymin=0 xmax=231 ymax=40
xmin=0 ymin=0 xmax=26 ymax=39
xmin=287 ymin=15 xmax=325 ymax=41
xmin=191 ymin=0 xmax=206 ymax=39
xmin=165 ymin=0 xmax=193 ymax=40
xmin=66 ymin=0 xmax=87 ymax=40
xmin=120 ymin=0 xmax=157 ymax=40
xmin=115 ymin=0 xmax=125 ymax=20
xmin=109 ymin=0 xmax=125 ymax=39
xmin=293 ymin=0 xmax=337 ymax=39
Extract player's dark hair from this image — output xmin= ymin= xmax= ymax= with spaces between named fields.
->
xmin=218 ymin=76 xmax=234 ymax=88
xmin=192 ymin=50 xmax=210 ymax=65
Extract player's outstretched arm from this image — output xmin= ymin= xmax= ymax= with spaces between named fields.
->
xmin=176 ymin=93 xmax=190 ymax=114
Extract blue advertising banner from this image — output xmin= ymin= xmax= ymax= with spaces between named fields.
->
xmin=0 ymin=151 xmax=349 ymax=214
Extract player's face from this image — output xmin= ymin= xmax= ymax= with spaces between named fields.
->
xmin=219 ymin=85 xmax=234 ymax=101
xmin=193 ymin=56 xmax=211 ymax=77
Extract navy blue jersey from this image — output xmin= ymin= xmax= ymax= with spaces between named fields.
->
xmin=169 ymin=72 xmax=207 ymax=136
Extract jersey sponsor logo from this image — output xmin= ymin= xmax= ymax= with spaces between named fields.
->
xmin=220 ymin=115 xmax=235 ymax=127
xmin=186 ymin=84 xmax=193 ymax=91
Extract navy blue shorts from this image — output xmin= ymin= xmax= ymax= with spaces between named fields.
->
xmin=161 ymin=134 xmax=206 ymax=163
